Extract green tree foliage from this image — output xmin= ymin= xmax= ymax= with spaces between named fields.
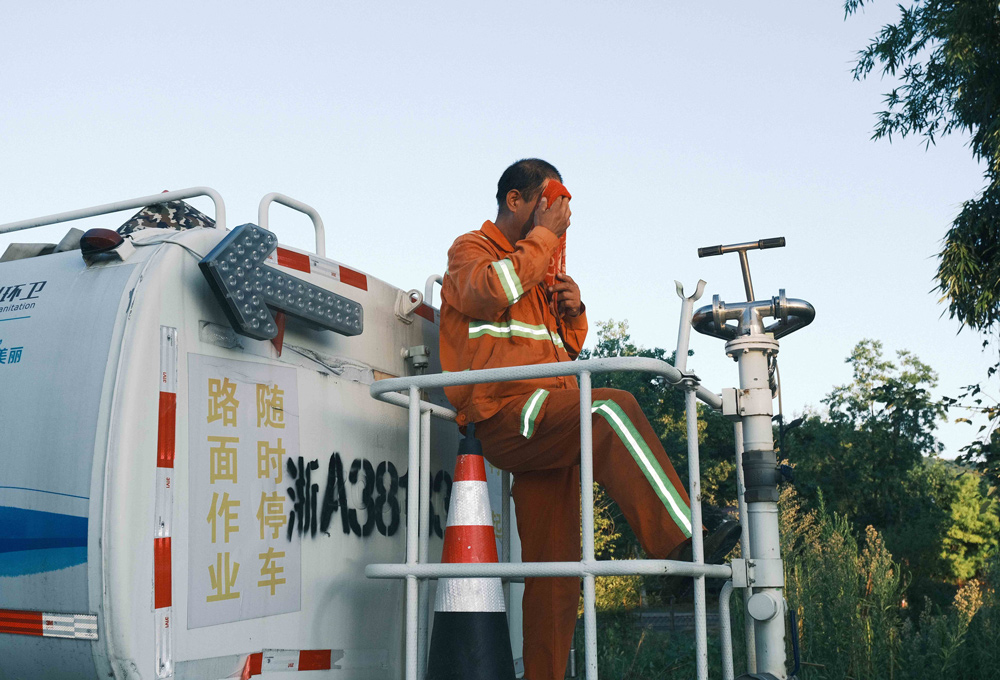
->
xmin=845 ymin=0 xmax=1000 ymax=476
xmin=792 ymin=339 xmax=944 ymax=527
xmin=789 ymin=339 xmax=999 ymax=591
xmin=845 ymin=0 xmax=1000 ymax=330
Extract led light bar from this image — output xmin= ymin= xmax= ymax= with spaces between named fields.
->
xmin=199 ymin=223 xmax=363 ymax=341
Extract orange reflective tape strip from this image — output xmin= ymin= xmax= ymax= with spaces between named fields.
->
xmin=276 ymin=247 xmax=311 ymax=273
xmin=339 ymin=265 xmax=368 ymax=290
xmin=157 ymin=391 xmax=176 ymax=468
xmin=153 ymin=537 xmax=172 ymax=609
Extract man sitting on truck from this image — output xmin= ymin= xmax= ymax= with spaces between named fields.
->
xmin=439 ymin=158 xmax=740 ymax=680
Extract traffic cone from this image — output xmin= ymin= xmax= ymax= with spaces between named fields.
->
xmin=426 ymin=426 xmax=515 ymax=680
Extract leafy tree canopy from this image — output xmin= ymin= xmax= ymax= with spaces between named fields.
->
xmin=845 ymin=0 xmax=1000 ymax=477
xmin=846 ymin=0 xmax=1000 ymax=330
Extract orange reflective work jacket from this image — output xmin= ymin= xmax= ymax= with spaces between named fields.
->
xmin=440 ymin=220 xmax=588 ymax=426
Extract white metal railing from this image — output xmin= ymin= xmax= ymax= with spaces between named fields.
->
xmin=367 ymin=282 xmax=760 ymax=680
xmin=0 ymin=187 xmax=226 ymax=236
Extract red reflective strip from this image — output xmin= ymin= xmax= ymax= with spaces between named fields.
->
xmin=242 ymin=652 xmax=263 ymax=679
xmin=153 ymin=537 xmax=172 ymax=609
xmin=0 ymin=609 xmax=43 ymax=636
xmin=442 ymin=525 xmax=499 ymax=564
xmin=298 ymin=650 xmax=332 ymax=671
xmin=339 ymin=266 xmax=368 ymax=290
xmin=277 ymin=248 xmax=311 ymax=273
xmin=157 ymin=392 xmax=176 ymax=468
xmin=453 ymin=455 xmax=487 ymax=482
xmin=415 ymin=304 xmax=434 ymax=322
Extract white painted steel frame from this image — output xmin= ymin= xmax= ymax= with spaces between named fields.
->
xmin=367 ymin=355 xmax=734 ymax=680
xmin=0 ymin=187 xmax=226 ymax=235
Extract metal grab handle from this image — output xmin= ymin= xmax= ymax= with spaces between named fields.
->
xmin=424 ymin=274 xmax=443 ymax=308
xmin=0 ymin=186 xmax=226 ymax=236
xmin=257 ymin=192 xmax=326 ymax=258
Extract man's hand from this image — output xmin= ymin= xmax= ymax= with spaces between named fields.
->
xmin=534 ymin=195 xmax=571 ymax=237
xmin=549 ymin=273 xmax=583 ymax=318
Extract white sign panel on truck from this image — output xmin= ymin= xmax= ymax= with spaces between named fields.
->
xmin=187 ymin=353 xmax=302 ymax=629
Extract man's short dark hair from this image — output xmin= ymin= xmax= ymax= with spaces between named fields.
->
xmin=496 ymin=158 xmax=562 ymax=213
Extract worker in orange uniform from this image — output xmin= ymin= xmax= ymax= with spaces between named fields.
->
xmin=439 ymin=158 xmax=740 ymax=680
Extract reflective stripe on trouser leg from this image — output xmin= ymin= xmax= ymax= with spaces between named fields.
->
xmin=520 ymin=389 xmax=549 ymax=439
xmin=592 ymin=399 xmax=693 ymax=537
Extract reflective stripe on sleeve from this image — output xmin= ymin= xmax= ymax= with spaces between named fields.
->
xmin=520 ymin=389 xmax=549 ymax=439
xmin=491 ymin=259 xmax=524 ymax=305
xmin=592 ymin=399 xmax=693 ymax=537
xmin=469 ymin=320 xmax=552 ymax=341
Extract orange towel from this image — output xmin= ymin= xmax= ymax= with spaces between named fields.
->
xmin=541 ymin=180 xmax=571 ymax=312
xmin=542 ymin=179 xmax=572 ymax=206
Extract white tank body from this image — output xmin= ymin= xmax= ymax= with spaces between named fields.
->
xmin=0 ymin=224 xmax=523 ymax=679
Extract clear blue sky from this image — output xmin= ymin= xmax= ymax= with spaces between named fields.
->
xmin=1 ymin=1 xmax=992 ymax=456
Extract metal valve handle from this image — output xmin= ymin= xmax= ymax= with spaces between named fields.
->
xmin=697 ymin=237 xmax=786 ymax=302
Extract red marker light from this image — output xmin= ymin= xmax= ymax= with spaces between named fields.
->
xmin=80 ymin=228 xmax=124 ymax=256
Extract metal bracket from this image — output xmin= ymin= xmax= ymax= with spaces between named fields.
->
xmin=747 ymin=558 xmax=784 ymax=588
xmin=730 ymin=558 xmax=749 ymax=588
xmin=722 ymin=388 xmax=739 ymax=420
xmin=394 ymin=289 xmax=424 ymax=323
xmin=721 ymin=387 xmax=773 ymax=419
xmin=738 ymin=387 xmax=773 ymax=418
xmin=402 ymin=345 xmax=430 ymax=374
xmin=677 ymin=370 xmax=701 ymax=390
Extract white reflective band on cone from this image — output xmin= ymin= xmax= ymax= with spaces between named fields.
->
xmin=446 ymin=481 xmax=492 ymax=527
xmin=435 ymin=578 xmax=506 ymax=613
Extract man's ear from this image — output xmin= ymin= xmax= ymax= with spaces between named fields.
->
xmin=505 ymin=189 xmax=521 ymax=214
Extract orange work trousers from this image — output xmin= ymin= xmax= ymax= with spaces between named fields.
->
xmin=476 ymin=387 xmax=693 ymax=680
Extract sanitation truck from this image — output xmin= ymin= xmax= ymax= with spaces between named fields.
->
xmin=0 ymin=188 xmax=526 ymax=679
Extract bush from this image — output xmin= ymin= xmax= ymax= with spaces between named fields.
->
xmin=782 ymin=486 xmax=1000 ymax=679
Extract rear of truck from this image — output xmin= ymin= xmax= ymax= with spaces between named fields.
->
xmin=0 ymin=204 xmax=520 ymax=679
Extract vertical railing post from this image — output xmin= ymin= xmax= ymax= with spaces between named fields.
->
xmin=675 ymin=281 xmax=709 ymax=680
xmin=417 ymin=409 xmax=432 ymax=676
xmin=502 ymin=469 xmax=511 ymax=612
xmin=733 ymin=422 xmax=757 ymax=672
xmin=405 ymin=387 xmax=420 ymax=680
xmin=578 ymin=371 xmax=598 ymax=680
xmin=684 ymin=388 xmax=709 ymax=680
xmin=720 ymin=581 xmax=736 ymax=680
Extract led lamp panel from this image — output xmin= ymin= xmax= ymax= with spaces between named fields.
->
xmin=199 ymin=223 xmax=363 ymax=341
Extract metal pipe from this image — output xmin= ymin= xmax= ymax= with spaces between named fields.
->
xmin=738 ymin=251 xmax=754 ymax=301
xmin=579 ymin=372 xmax=597 ymax=680
xmin=257 ymin=192 xmax=326 ymax=258
xmin=371 ymin=357 xmax=723 ymax=411
xmin=686 ymin=388 xmax=708 ymax=680
xmin=0 ymin=186 xmax=226 ymax=235
xmin=673 ymin=282 xmax=709 ymax=680
xmin=366 ymin=559 xmax=733 ymax=580
xmin=376 ymin=392 xmax=457 ymax=421
xmin=733 ymin=422 xmax=757 ymax=673
xmin=424 ymin=275 xmax=443 ymax=308
xmin=405 ymin=388 xmax=420 ymax=680
xmin=502 ymin=469 xmax=511 ymax=612
xmin=720 ymin=581 xmax=735 ymax=680
xmin=735 ymin=348 xmax=786 ymax=676
xmin=417 ymin=410 xmax=432 ymax=676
